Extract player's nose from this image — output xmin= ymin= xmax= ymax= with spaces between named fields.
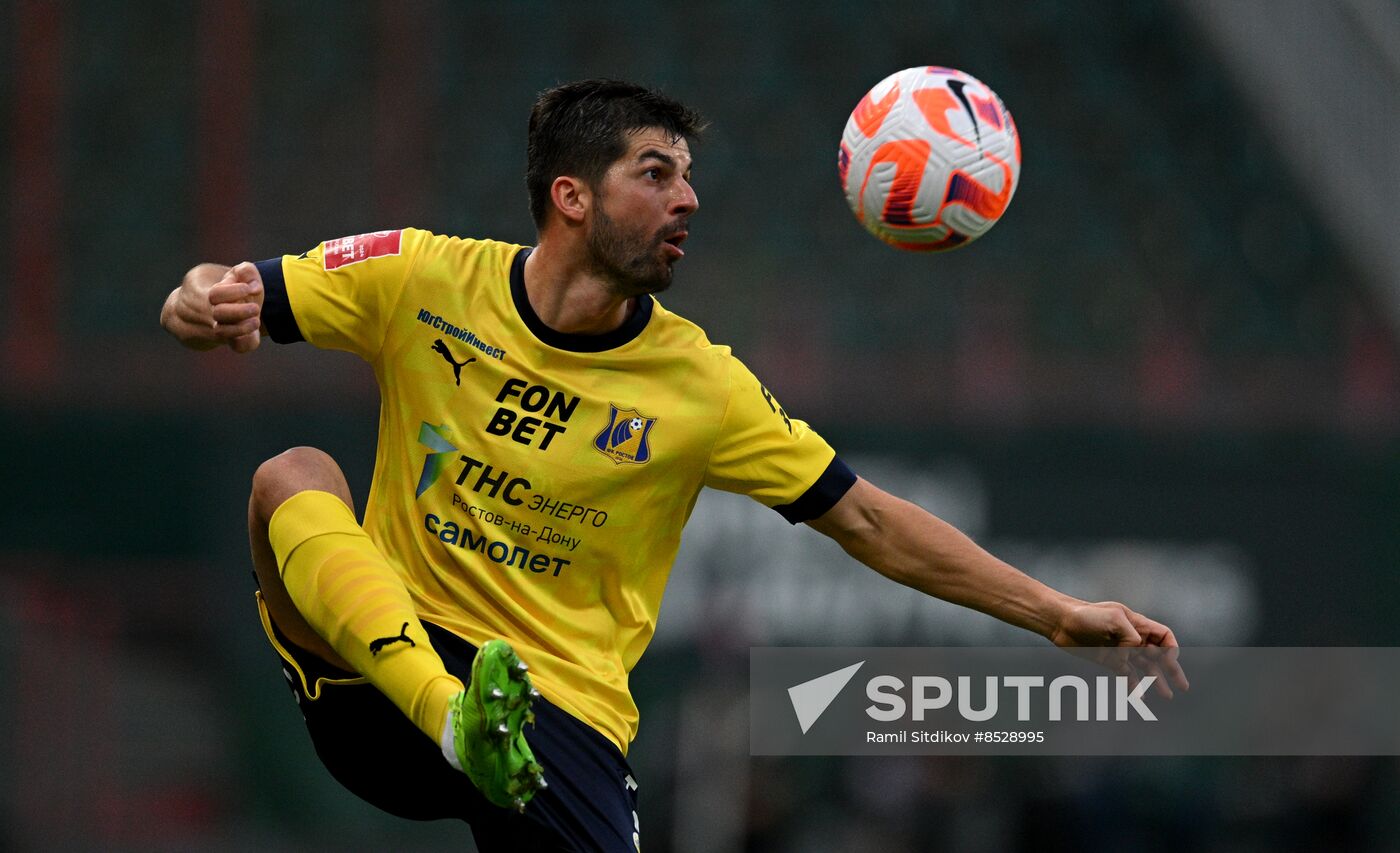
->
xmin=671 ymin=178 xmax=699 ymax=216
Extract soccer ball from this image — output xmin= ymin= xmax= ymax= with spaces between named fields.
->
xmin=839 ymin=66 xmax=1021 ymax=252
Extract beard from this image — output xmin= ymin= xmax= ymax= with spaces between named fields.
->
xmin=585 ymin=203 xmax=682 ymax=298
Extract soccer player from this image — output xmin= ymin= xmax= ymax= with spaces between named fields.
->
xmin=161 ymin=80 xmax=1182 ymax=852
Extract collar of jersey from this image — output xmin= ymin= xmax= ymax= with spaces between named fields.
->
xmin=510 ymin=247 xmax=654 ymax=353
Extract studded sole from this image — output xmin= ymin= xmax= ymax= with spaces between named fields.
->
xmin=453 ymin=639 xmax=547 ymax=812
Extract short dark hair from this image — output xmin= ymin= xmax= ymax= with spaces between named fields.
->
xmin=526 ymin=79 xmax=707 ymax=228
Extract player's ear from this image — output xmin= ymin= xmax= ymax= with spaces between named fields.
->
xmin=550 ymin=176 xmax=590 ymax=224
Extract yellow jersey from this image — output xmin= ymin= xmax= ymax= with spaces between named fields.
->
xmin=255 ymin=228 xmax=854 ymax=752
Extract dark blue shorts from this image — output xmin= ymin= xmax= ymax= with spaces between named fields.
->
xmin=261 ymin=599 xmax=640 ymax=852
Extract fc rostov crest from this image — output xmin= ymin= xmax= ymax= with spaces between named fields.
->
xmin=593 ymin=405 xmax=657 ymax=465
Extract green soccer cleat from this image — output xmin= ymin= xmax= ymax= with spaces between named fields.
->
xmin=447 ymin=639 xmax=547 ymax=812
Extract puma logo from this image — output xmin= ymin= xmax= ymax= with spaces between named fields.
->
xmin=432 ymin=338 xmax=476 ymax=385
xmin=369 ymin=623 xmax=416 ymax=656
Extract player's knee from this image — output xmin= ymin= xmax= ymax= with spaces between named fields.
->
xmin=251 ymin=446 xmax=349 ymax=518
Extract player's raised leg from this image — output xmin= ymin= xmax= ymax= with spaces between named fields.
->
xmin=248 ymin=446 xmax=545 ymax=811
xmin=249 ymin=446 xmax=462 ymax=735
xmin=248 ymin=447 xmax=356 ymax=672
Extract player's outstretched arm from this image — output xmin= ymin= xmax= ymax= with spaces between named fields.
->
xmin=161 ymin=261 xmax=265 ymax=353
xmin=806 ymin=476 xmax=1181 ymax=652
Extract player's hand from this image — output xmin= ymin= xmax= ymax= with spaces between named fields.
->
xmin=1050 ymin=600 xmax=1189 ymax=698
xmin=207 ymin=262 xmax=265 ymax=353
xmin=164 ymin=261 xmax=265 ymax=352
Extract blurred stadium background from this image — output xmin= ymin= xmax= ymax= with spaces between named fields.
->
xmin=3 ymin=0 xmax=1398 ymax=850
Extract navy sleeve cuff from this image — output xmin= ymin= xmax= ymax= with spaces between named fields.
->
xmin=256 ymin=257 xmax=304 ymax=344
xmin=773 ymin=456 xmax=857 ymax=524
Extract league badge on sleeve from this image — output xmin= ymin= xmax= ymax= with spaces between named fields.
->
xmin=593 ymin=405 xmax=657 ymax=465
xmin=323 ymin=230 xmax=403 ymax=270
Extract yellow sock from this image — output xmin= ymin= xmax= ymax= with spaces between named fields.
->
xmin=268 ymin=489 xmax=462 ymax=741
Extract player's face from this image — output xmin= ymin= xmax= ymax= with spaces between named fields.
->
xmin=586 ymin=128 xmax=698 ymax=297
